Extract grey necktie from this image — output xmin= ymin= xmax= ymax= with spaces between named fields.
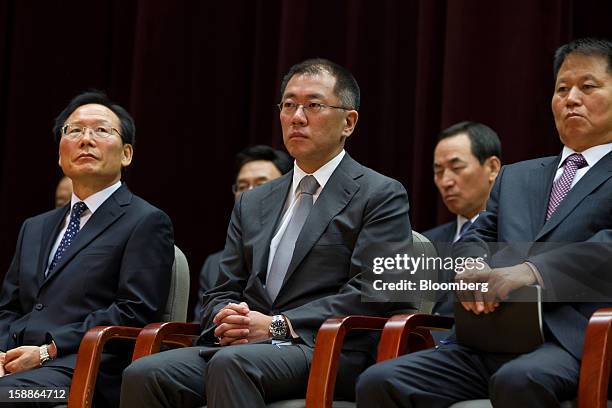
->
xmin=266 ymin=175 xmax=320 ymax=300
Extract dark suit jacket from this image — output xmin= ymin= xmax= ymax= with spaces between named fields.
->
xmin=193 ymin=250 xmax=223 ymax=323
xmin=456 ymin=152 xmax=612 ymax=359
xmin=423 ymin=220 xmax=456 ymax=244
xmin=424 ymin=221 xmax=457 ymax=317
xmin=198 ymin=153 xmax=419 ymax=354
xmin=0 ymin=184 xmax=174 ymax=369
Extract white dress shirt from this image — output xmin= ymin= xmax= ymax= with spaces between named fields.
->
xmin=267 ymin=150 xmax=346 ymax=276
xmin=46 ymin=180 xmax=122 ymax=274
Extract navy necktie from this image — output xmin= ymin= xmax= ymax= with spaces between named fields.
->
xmin=47 ymin=201 xmax=88 ymax=275
xmin=459 ymin=220 xmax=472 ymax=236
xmin=454 ymin=220 xmax=472 ymax=242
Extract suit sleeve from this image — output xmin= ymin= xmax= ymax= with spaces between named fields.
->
xmin=199 ymin=195 xmax=247 ymax=338
xmin=282 ymin=179 xmax=418 ymax=346
xmin=193 ymin=253 xmax=221 ymax=323
xmin=452 ymin=166 xmax=506 ymax=258
xmin=47 ymin=210 xmax=174 ymax=355
xmin=526 ymin=230 xmax=612 ymax=301
xmin=0 ymin=221 xmax=27 ymax=350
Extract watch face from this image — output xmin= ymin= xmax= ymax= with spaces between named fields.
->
xmin=271 ymin=316 xmax=287 ymax=338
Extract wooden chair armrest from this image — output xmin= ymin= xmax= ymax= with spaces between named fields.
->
xmin=132 ymin=322 xmax=201 ymax=361
xmin=377 ymin=313 xmax=455 ymax=361
xmin=305 ymin=315 xmax=388 ymax=408
xmin=578 ymin=308 xmax=612 ymax=408
xmin=68 ymin=326 xmax=142 ymax=408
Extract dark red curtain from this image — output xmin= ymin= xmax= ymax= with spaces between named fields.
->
xmin=0 ymin=0 xmax=610 ymax=317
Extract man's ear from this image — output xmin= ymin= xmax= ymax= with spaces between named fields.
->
xmin=342 ymin=110 xmax=359 ymax=138
xmin=121 ymin=144 xmax=133 ymax=167
xmin=485 ymin=156 xmax=501 ymax=183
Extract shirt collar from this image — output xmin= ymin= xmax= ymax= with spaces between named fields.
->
xmin=71 ymin=180 xmax=122 ymax=214
xmin=559 ymin=143 xmax=612 ymax=169
xmin=292 ymin=150 xmax=346 ymax=196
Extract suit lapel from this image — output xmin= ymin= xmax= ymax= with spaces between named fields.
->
xmin=529 ymin=157 xmax=559 ymax=238
xmin=446 ymin=221 xmax=458 ymax=242
xmin=256 ymin=174 xmax=292 ymax=281
xmin=536 ymin=152 xmax=612 ymax=240
xmin=36 ymin=206 xmax=70 ymax=288
xmin=280 ymin=154 xmax=361 ymax=290
xmin=41 ymin=185 xmax=131 ymax=286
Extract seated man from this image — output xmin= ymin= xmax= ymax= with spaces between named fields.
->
xmin=425 ymin=121 xmax=501 ymax=316
xmin=193 ymin=145 xmax=292 ymax=323
xmin=121 ymin=58 xmax=418 ymax=408
xmin=356 ymin=37 xmax=612 ymax=407
xmin=0 ymin=91 xmax=174 ymax=406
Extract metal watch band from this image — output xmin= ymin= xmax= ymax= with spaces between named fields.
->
xmin=39 ymin=344 xmax=50 ymax=365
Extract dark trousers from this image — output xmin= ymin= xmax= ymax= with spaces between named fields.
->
xmin=0 ymin=354 xmax=124 ymax=408
xmin=356 ymin=341 xmax=580 ymax=408
xmin=120 ymin=343 xmax=371 ymax=408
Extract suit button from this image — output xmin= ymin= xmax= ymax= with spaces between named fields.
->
xmin=34 ymin=303 xmax=44 ymax=311
xmin=12 ymin=333 xmax=16 ymax=340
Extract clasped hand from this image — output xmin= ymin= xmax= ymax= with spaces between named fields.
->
xmin=455 ymin=263 xmax=537 ymax=315
xmin=213 ymin=302 xmax=272 ymax=346
xmin=0 ymin=346 xmax=42 ymax=377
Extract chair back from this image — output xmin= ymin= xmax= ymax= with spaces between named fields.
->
xmin=411 ymin=231 xmax=437 ymax=315
xmin=161 ymin=245 xmax=190 ymax=322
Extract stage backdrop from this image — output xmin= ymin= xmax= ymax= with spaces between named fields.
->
xmin=0 ymin=0 xmax=610 ymax=318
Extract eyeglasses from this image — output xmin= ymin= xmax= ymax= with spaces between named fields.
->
xmin=277 ymin=101 xmax=351 ymax=115
xmin=232 ymin=182 xmax=267 ymax=195
xmin=61 ymin=124 xmax=122 ymax=140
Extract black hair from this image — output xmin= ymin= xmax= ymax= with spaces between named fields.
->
xmin=553 ymin=38 xmax=612 ymax=79
xmin=279 ymin=58 xmax=360 ymax=110
xmin=235 ymin=145 xmax=293 ymax=176
xmin=438 ymin=121 xmax=502 ymax=164
xmin=53 ymin=90 xmax=135 ymax=146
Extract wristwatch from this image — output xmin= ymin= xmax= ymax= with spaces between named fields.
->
xmin=269 ymin=315 xmax=288 ymax=339
xmin=39 ymin=344 xmax=50 ymax=365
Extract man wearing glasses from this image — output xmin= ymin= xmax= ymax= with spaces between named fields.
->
xmin=121 ymin=59 xmax=418 ymax=407
xmin=0 ymin=91 xmax=174 ymax=406
xmin=193 ymin=145 xmax=292 ymax=322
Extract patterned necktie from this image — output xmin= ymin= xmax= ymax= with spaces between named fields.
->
xmin=266 ymin=175 xmax=320 ymax=301
xmin=47 ymin=201 xmax=88 ymax=275
xmin=546 ymin=153 xmax=588 ymax=220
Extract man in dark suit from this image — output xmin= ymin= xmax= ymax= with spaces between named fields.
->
xmin=121 ymin=58 xmax=418 ymax=408
xmin=193 ymin=145 xmax=292 ymax=322
xmin=424 ymin=122 xmax=501 ymax=316
xmin=425 ymin=121 xmax=501 ymax=244
xmin=0 ymin=91 xmax=174 ymax=406
xmin=356 ymin=37 xmax=612 ymax=407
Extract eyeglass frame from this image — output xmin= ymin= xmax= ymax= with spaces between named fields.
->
xmin=277 ymin=101 xmax=353 ymax=115
xmin=232 ymin=182 xmax=267 ymax=195
xmin=61 ymin=123 xmax=122 ymax=140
